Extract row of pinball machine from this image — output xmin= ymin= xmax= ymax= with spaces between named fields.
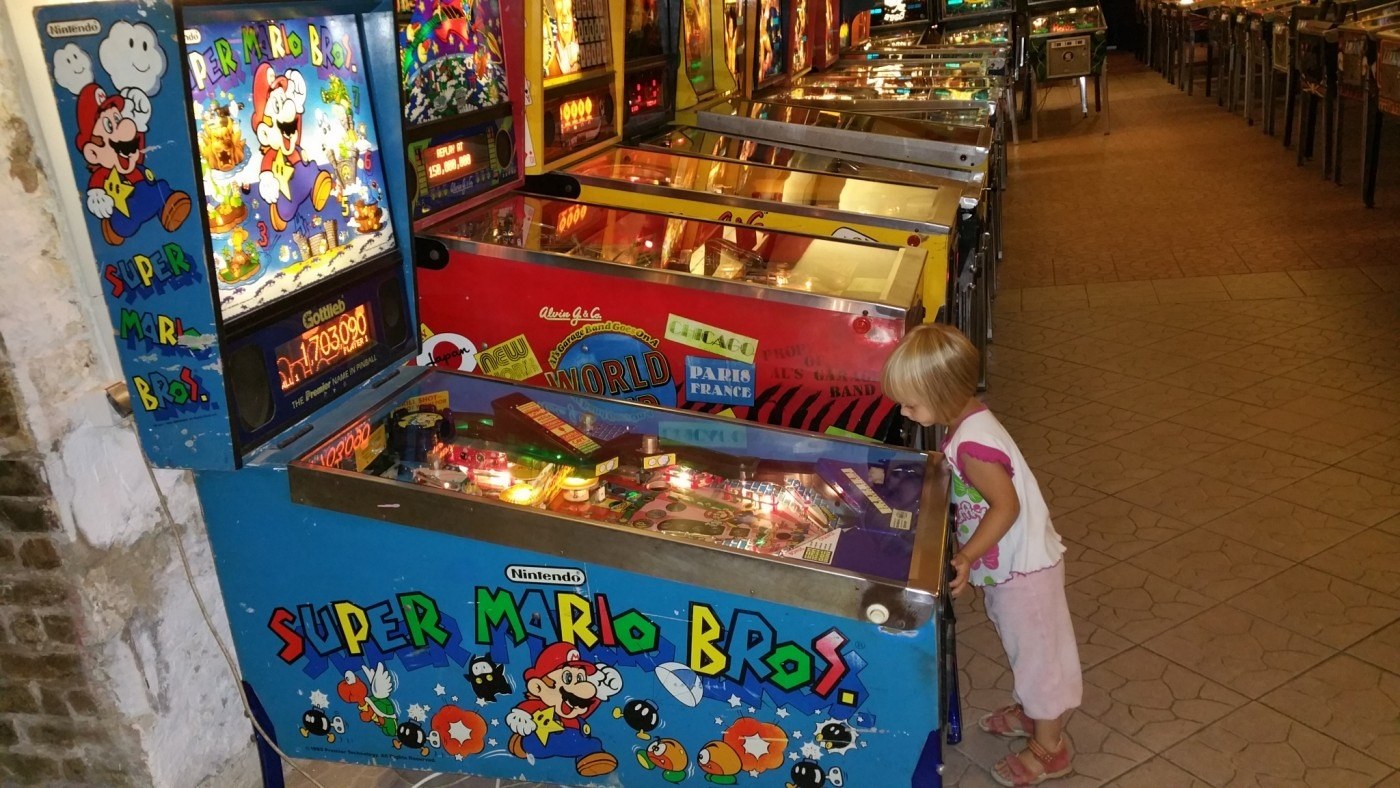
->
xmin=15 ymin=0 xmax=1103 ymax=784
xmin=1138 ymin=0 xmax=1400 ymax=205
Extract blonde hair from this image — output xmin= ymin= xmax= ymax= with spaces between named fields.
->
xmin=881 ymin=323 xmax=979 ymax=423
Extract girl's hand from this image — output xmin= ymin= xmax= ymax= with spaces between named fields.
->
xmin=948 ymin=552 xmax=972 ymax=597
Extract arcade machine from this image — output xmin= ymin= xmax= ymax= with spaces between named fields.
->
xmin=1257 ymin=1 xmax=1315 ymax=129
xmin=525 ymin=0 xmax=627 ymax=170
xmin=1293 ymin=0 xmax=1398 ymax=175
xmin=1022 ymin=1 xmax=1110 ymax=139
xmin=1328 ymin=7 xmax=1400 ymax=181
xmin=28 ymin=2 xmax=960 ymax=787
xmin=861 ymin=0 xmax=935 ymax=44
xmin=1362 ymin=25 xmax=1400 ymax=204
xmin=621 ymin=0 xmax=682 ymax=137
xmin=1234 ymin=0 xmax=1304 ymax=124
xmin=415 ymin=196 xmax=927 ymax=441
xmin=814 ymin=0 xmax=848 ymax=67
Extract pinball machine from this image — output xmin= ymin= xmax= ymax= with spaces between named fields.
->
xmin=1228 ymin=0 xmax=1299 ymax=123
xmin=525 ymin=0 xmax=626 ymax=170
xmin=26 ymin=1 xmax=960 ymax=786
xmin=1022 ymin=2 xmax=1110 ymax=138
xmin=1293 ymin=0 xmax=1399 ymax=174
xmin=621 ymin=0 xmax=683 ymax=137
xmin=1260 ymin=1 xmax=1298 ymax=127
xmin=1328 ymin=8 xmax=1400 ymax=181
xmin=1362 ymin=26 xmax=1400 ymax=203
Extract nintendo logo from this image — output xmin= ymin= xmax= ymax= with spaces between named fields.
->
xmin=46 ymin=19 xmax=101 ymax=38
xmin=505 ymin=565 xmax=587 ymax=586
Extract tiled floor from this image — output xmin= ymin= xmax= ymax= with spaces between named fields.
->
xmin=283 ymin=53 xmax=1400 ymax=787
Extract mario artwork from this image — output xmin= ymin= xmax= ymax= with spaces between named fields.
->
xmin=249 ymin=63 xmax=336 ymax=233
xmin=505 ymin=643 xmax=623 ymax=777
xmin=51 ymin=23 xmax=191 ymax=246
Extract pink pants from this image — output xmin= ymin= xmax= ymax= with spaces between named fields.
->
xmin=982 ymin=561 xmax=1083 ymax=721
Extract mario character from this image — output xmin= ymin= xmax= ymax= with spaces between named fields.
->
xmin=75 ymin=83 xmax=190 ymax=246
xmin=506 ymin=643 xmax=623 ymax=777
xmin=249 ymin=63 xmax=335 ymax=233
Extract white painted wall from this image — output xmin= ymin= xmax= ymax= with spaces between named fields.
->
xmin=0 ymin=4 xmax=256 ymax=786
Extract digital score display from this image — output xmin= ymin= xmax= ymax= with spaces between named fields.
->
xmin=561 ymin=95 xmax=602 ymax=134
xmin=626 ymin=67 xmax=666 ymax=122
xmin=275 ymin=303 xmax=376 ymax=393
xmin=545 ymin=88 xmax=614 ymax=160
xmin=423 ymin=137 xmax=490 ymax=188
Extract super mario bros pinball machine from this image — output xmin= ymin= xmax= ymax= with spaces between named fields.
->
xmin=264 ymin=372 xmax=954 ymax=787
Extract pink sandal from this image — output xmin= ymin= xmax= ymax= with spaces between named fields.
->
xmin=990 ymin=737 xmax=1073 ymax=787
xmin=978 ymin=704 xmax=1034 ymax=738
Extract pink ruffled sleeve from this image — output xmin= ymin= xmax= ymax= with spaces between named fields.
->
xmin=956 ymin=441 xmax=1015 ymax=479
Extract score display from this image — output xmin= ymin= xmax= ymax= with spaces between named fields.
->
xmin=275 ymin=303 xmax=377 ymax=393
xmin=423 ymin=137 xmax=489 ymax=188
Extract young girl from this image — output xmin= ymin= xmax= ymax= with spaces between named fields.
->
xmin=882 ymin=324 xmax=1082 ymax=787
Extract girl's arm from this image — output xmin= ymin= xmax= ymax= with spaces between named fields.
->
xmin=948 ymin=455 xmax=1021 ymax=596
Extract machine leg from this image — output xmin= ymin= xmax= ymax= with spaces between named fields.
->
xmin=942 ymin=523 xmax=963 ymax=747
xmin=1300 ymin=93 xmax=1317 ymax=163
xmin=1283 ymin=73 xmax=1298 ymax=147
xmin=1206 ymin=42 xmax=1215 ymax=96
xmin=1187 ymin=36 xmax=1196 ymax=94
xmin=1032 ymin=72 xmax=1040 ymax=141
xmin=1006 ymin=89 xmax=1020 ymax=146
xmin=244 ymin=681 xmax=287 ymax=788
xmin=1095 ymin=69 xmax=1103 ymax=112
xmin=1333 ymin=96 xmax=1345 ymax=185
xmin=1363 ymin=105 xmax=1383 ymax=207
xmin=1080 ymin=76 xmax=1089 ymax=117
xmin=1218 ymin=45 xmax=1228 ymax=105
xmin=1263 ymin=68 xmax=1275 ymax=134
xmin=1103 ymin=61 xmax=1112 ymax=134
xmin=1245 ymin=44 xmax=1256 ymax=125
xmin=1322 ymin=90 xmax=1336 ymax=179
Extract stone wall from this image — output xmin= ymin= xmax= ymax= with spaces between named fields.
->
xmin=0 ymin=342 xmax=149 ymax=785
xmin=0 ymin=7 xmax=256 ymax=787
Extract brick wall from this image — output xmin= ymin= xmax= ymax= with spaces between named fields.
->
xmin=0 ymin=341 xmax=148 ymax=786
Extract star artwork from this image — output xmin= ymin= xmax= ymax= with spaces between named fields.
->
xmin=488 ymin=738 xmax=498 ymax=747
xmin=408 ymin=703 xmax=430 ymax=723
xmin=791 ymin=730 xmax=801 ymax=738
xmin=790 ymin=752 xmax=801 ymax=761
xmin=714 ymin=717 xmax=724 ymax=725
xmin=728 ymin=695 xmax=743 ymax=708
xmin=477 ymin=697 xmax=488 ymax=707
xmin=455 ymin=754 xmax=464 ymax=762
xmin=448 ymin=719 xmax=474 ymax=743
xmin=434 ymin=684 xmax=446 ymax=696
xmin=452 ymin=696 xmax=460 ymax=702
xmin=309 ymin=690 xmax=330 ymax=709
xmin=776 ymin=707 xmax=790 ymax=718
xmin=740 ymin=733 xmax=771 ymax=759
xmin=491 ymin=719 xmax=500 ymax=727
xmin=747 ymin=706 xmax=756 ymax=713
